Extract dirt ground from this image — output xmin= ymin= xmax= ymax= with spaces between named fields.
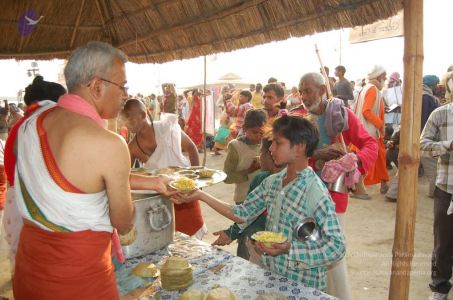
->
xmin=0 ymin=153 xmax=440 ymax=300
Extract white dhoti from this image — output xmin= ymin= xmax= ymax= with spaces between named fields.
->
xmin=327 ymin=213 xmax=351 ymax=300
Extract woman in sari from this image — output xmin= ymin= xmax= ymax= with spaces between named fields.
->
xmin=185 ymin=89 xmax=203 ymax=151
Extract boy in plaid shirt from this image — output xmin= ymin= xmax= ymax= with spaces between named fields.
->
xmin=171 ymin=115 xmax=345 ymax=291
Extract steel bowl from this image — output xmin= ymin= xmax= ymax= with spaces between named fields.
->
xmin=294 ymin=217 xmax=321 ymax=242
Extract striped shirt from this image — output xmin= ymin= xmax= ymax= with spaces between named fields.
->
xmin=233 ymin=167 xmax=345 ymax=291
xmin=224 ymin=100 xmax=253 ymax=132
xmin=420 ymin=103 xmax=453 ymax=194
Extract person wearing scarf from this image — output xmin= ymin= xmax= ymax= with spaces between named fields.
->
xmin=353 ymin=65 xmax=390 ymax=195
xmin=12 ymin=42 xmax=173 ymax=300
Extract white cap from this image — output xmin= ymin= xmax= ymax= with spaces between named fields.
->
xmin=367 ymin=65 xmax=386 ymax=80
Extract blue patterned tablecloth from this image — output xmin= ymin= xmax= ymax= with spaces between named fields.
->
xmin=117 ymin=234 xmax=337 ymax=300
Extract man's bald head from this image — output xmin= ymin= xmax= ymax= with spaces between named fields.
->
xmin=123 ymin=98 xmax=147 ymax=114
xmin=121 ymin=99 xmax=148 ymax=133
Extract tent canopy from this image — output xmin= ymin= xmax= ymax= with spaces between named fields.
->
xmin=0 ymin=0 xmax=402 ymax=64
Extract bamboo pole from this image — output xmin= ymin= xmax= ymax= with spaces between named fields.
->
xmin=202 ymin=55 xmax=207 ymax=167
xmin=314 ymin=44 xmax=348 ymax=153
xmin=389 ymin=0 xmax=423 ymax=299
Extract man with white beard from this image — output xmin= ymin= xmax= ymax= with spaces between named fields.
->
xmin=299 ymin=72 xmax=378 ymax=299
xmin=353 ymin=65 xmax=390 ymax=197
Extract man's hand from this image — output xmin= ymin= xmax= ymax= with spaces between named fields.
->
xmin=212 ymin=230 xmax=233 ymax=246
xmin=254 ymin=240 xmax=290 ymax=257
xmin=148 ymin=175 xmax=179 ymax=197
xmin=312 ymin=147 xmax=345 ymax=161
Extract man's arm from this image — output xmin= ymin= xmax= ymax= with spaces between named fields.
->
xmin=345 ymin=109 xmax=378 ymax=172
xmin=420 ymin=108 xmax=451 ymax=157
xmin=180 ymin=130 xmax=199 ymax=166
xmin=172 ymin=176 xmax=270 ymax=225
xmin=129 ymin=173 xmax=172 ymax=195
xmin=102 ymin=135 xmax=135 ymax=235
xmin=362 ymin=87 xmax=384 ymax=130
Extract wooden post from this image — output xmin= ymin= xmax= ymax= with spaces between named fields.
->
xmin=202 ymin=55 xmax=208 ymax=167
xmin=389 ymin=0 xmax=423 ymax=299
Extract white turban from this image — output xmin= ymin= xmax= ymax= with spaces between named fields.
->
xmin=367 ymin=65 xmax=386 ymax=80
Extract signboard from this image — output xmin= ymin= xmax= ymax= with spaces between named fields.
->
xmin=349 ymin=11 xmax=403 ymax=44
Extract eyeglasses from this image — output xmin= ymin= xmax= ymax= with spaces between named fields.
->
xmin=99 ymin=78 xmax=129 ymax=94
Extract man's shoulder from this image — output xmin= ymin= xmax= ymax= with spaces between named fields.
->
xmin=431 ymin=103 xmax=452 ymax=116
xmin=71 ymin=119 xmax=125 ymax=149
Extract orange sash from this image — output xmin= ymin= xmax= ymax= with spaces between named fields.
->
xmin=13 ymin=223 xmax=118 ymax=300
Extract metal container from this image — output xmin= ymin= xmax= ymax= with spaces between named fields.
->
xmin=121 ymin=192 xmax=175 ymax=258
xmin=326 ymin=172 xmax=347 ymax=193
xmin=294 ymin=217 xmax=321 ymax=242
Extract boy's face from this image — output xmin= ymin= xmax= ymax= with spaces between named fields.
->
xmin=263 ymin=90 xmax=283 ymax=112
xmin=244 ymin=126 xmax=264 ymax=144
xmin=269 ymin=133 xmax=297 ymax=167
xmin=239 ymin=94 xmax=248 ymax=104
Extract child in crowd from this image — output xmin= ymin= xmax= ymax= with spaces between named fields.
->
xmin=223 ymin=109 xmax=267 ymax=204
xmin=212 ymin=112 xmax=231 ymax=155
xmin=213 ymin=136 xmax=281 ymax=262
xmin=224 ymin=90 xmax=254 ymax=137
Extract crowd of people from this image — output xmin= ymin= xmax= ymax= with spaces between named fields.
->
xmin=0 ymin=41 xmax=452 ymax=300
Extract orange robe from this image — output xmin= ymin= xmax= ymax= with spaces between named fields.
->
xmin=13 ymin=106 xmax=118 ymax=300
xmin=361 ymin=87 xmax=389 ymax=185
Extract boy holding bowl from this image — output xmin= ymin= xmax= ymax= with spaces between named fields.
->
xmin=171 ymin=115 xmax=345 ymax=291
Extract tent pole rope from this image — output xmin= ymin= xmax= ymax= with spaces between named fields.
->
xmin=389 ymin=0 xmax=423 ymax=298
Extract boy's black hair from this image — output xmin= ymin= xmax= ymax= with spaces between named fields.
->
xmin=263 ymin=83 xmax=284 ymax=98
xmin=243 ymin=109 xmax=267 ymax=129
xmin=272 ymin=115 xmax=319 ymax=156
xmin=239 ymin=90 xmax=252 ymax=102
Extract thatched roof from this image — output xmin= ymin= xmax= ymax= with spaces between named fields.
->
xmin=0 ymin=0 xmax=403 ymax=64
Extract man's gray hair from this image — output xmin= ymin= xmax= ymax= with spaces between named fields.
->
xmin=300 ymin=72 xmax=325 ymax=87
xmin=64 ymin=41 xmax=128 ymax=92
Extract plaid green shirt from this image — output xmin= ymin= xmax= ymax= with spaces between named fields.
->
xmin=233 ymin=167 xmax=345 ymax=291
xmin=420 ymin=104 xmax=453 ymax=194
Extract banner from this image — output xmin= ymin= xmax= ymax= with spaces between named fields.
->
xmin=349 ymin=11 xmax=403 ymax=44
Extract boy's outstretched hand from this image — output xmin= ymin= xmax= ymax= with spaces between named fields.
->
xmin=169 ymin=189 xmax=204 ymax=205
xmin=254 ymin=240 xmax=290 ymax=257
xmin=212 ymin=230 xmax=233 ymax=246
